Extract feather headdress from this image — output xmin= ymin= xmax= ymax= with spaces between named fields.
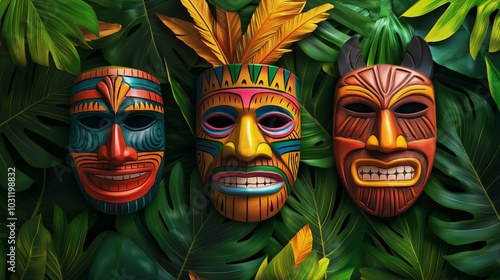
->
xmin=157 ymin=0 xmax=333 ymax=66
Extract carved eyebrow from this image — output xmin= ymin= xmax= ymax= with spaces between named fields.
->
xmin=388 ymin=85 xmax=434 ymax=108
xmin=337 ymin=85 xmax=381 ymax=107
xmin=124 ymin=101 xmax=164 ymax=114
xmin=70 ymin=101 xmax=107 ymax=114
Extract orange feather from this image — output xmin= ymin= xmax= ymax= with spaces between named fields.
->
xmin=180 ymin=0 xmax=228 ymax=64
xmin=252 ymin=3 xmax=333 ymax=65
xmin=290 ymin=224 xmax=313 ymax=268
xmin=215 ymin=6 xmax=242 ymax=63
xmin=235 ymin=0 xmax=307 ymax=63
xmin=157 ymin=14 xmax=222 ymax=66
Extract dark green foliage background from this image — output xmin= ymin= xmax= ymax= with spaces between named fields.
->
xmin=0 ymin=0 xmax=499 ymax=279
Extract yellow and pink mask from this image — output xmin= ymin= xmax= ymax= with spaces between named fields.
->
xmin=69 ymin=67 xmax=165 ymax=214
xmin=334 ymin=37 xmax=436 ymax=217
xmin=196 ymin=64 xmax=300 ymax=222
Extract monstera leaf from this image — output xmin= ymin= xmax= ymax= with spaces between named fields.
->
xmin=424 ymin=82 xmax=500 ymax=278
xmin=87 ymin=0 xmax=199 ymax=85
xmin=116 ymin=162 xmax=273 ymax=279
xmin=273 ymin=165 xmax=369 ymax=279
xmin=402 ymin=0 xmax=500 ymax=58
xmin=0 ymin=57 xmax=74 ymax=191
xmin=0 ymin=0 xmax=98 ymax=74
xmin=279 ymin=51 xmax=335 ymax=168
xmin=360 ymin=205 xmax=461 ymax=279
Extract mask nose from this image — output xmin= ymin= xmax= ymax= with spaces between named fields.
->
xmin=97 ymin=124 xmax=138 ymax=166
xmin=222 ymin=115 xmax=272 ymax=161
xmin=366 ymin=109 xmax=407 ymax=153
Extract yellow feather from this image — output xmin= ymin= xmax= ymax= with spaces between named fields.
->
xmin=180 ymin=0 xmax=228 ymax=64
xmin=290 ymin=224 xmax=313 ymax=268
xmin=157 ymin=14 xmax=222 ymax=66
xmin=235 ymin=0 xmax=307 ymax=63
xmin=215 ymin=6 xmax=242 ymax=63
xmin=252 ymin=3 xmax=333 ymax=65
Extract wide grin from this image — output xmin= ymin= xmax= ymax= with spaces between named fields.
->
xmin=83 ymin=163 xmax=154 ymax=192
xmin=351 ymin=158 xmax=421 ymax=187
xmin=212 ymin=171 xmax=284 ymax=195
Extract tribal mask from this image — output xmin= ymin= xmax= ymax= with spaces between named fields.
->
xmin=333 ymin=37 xmax=436 ymax=217
xmin=196 ymin=64 xmax=300 ymax=222
xmin=69 ymin=67 xmax=165 ymax=214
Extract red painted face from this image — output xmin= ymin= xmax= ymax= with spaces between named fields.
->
xmin=333 ymin=37 xmax=436 ymax=217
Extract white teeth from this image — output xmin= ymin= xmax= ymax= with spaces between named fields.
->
xmin=93 ymin=172 xmax=147 ymax=181
xmin=357 ymin=165 xmax=415 ymax=181
xmin=218 ymin=176 xmax=280 ymax=188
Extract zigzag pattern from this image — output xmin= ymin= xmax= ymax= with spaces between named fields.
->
xmin=70 ymin=101 xmax=106 ymax=114
xmin=125 ymin=102 xmax=164 ymax=114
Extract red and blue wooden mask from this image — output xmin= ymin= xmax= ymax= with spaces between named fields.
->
xmin=69 ymin=67 xmax=165 ymax=214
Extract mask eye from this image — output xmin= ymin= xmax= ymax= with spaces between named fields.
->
xmin=394 ymin=102 xmax=428 ymax=117
xmin=123 ymin=114 xmax=156 ymax=129
xmin=202 ymin=114 xmax=236 ymax=138
xmin=78 ymin=116 xmax=110 ymax=129
xmin=344 ymin=103 xmax=375 ymax=114
xmin=205 ymin=115 xmax=235 ymax=129
xmin=258 ymin=113 xmax=294 ymax=137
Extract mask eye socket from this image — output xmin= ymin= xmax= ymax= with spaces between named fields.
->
xmin=78 ymin=116 xmax=110 ymax=129
xmin=344 ymin=103 xmax=375 ymax=114
xmin=202 ymin=114 xmax=236 ymax=138
xmin=205 ymin=115 xmax=235 ymax=129
xmin=258 ymin=113 xmax=294 ymax=137
xmin=394 ymin=102 xmax=428 ymax=117
xmin=123 ymin=114 xmax=156 ymax=129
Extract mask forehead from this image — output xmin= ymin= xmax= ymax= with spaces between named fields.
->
xmin=69 ymin=67 xmax=165 ymax=214
xmin=196 ymin=64 xmax=301 ymax=222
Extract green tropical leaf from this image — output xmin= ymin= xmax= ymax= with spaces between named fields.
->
xmin=402 ymin=0 xmax=500 ymax=59
xmin=40 ymin=205 xmax=110 ymax=279
xmin=273 ymin=165 xmax=369 ymax=279
xmin=0 ymin=0 xmax=98 ymax=74
xmin=0 ymin=57 xmax=74 ymax=191
xmin=362 ymin=205 xmax=461 ymax=279
xmin=210 ymin=0 xmax=258 ymax=11
xmin=279 ymin=51 xmax=335 ymax=168
xmin=425 ymin=82 xmax=500 ymax=278
xmin=12 ymin=215 xmax=49 ymax=280
xmin=89 ymin=0 xmax=199 ymax=84
xmin=415 ymin=9 xmax=500 ymax=78
xmin=89 ymin=233 xmax=160 ymax=280
xmin=485 ymin=56 xmax=500 ymax=109
xmin=117 ymin=162 xmax=273 ymax=279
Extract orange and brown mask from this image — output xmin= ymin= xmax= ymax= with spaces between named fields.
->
xmin=69 ymin=67 xmax=165 ymax=214
xmin=333 ymin=36 xmax=435 ymax=217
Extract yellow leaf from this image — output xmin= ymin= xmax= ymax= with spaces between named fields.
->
xmin=75 ymin=21 xmax=121 ymax=46
xmin=401 ymin=0 xmax=448 ymax=18
xmin=235 ymin=0 xmax=306 ymax=63
xmin=157 ymin=13 xmax=222 ymax=66
xmin=252 ymin=3 xmax=333 ymax=65
xmin=180 ymin=0 xmax=228 ymax=64
xmin=470 ymin=1 xmax=497 ymax=59
xmin=215 ymin=6 xmax=242 ymax=63
xmin=189 ymin=271 xmax=205 ymax=280
xmin=290 ymin=224 xmax=313 ymax=268
xmin=490 ymin=12 xmax=500 ymax=52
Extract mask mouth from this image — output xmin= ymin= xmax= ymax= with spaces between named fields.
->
xmin=84 ymin=163 xmax=154 ymax=192
xmin=350 ymin=158 xmax=421 ymax=187
xmin=211 ymin=171 xmax=285 ymax=195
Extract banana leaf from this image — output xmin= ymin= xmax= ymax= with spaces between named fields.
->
xmin=0 ymin=0 xmax=98 ymax=74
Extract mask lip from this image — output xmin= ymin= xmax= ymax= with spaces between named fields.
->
xmin=350 ymin=158 xmax=421 ymax=187
xmin=211 ymin=170 xmax=285 ymax=195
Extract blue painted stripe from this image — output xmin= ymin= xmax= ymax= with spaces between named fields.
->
xmin=212 ymin=182 xmax=284 ymax=195
xmin=270 ymin=140 xmax=301 ymax=156
xmin=196 ymin=139 xmax=223 ymax=158
xmin=72 ymin=77 xmax=161 ymax=96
